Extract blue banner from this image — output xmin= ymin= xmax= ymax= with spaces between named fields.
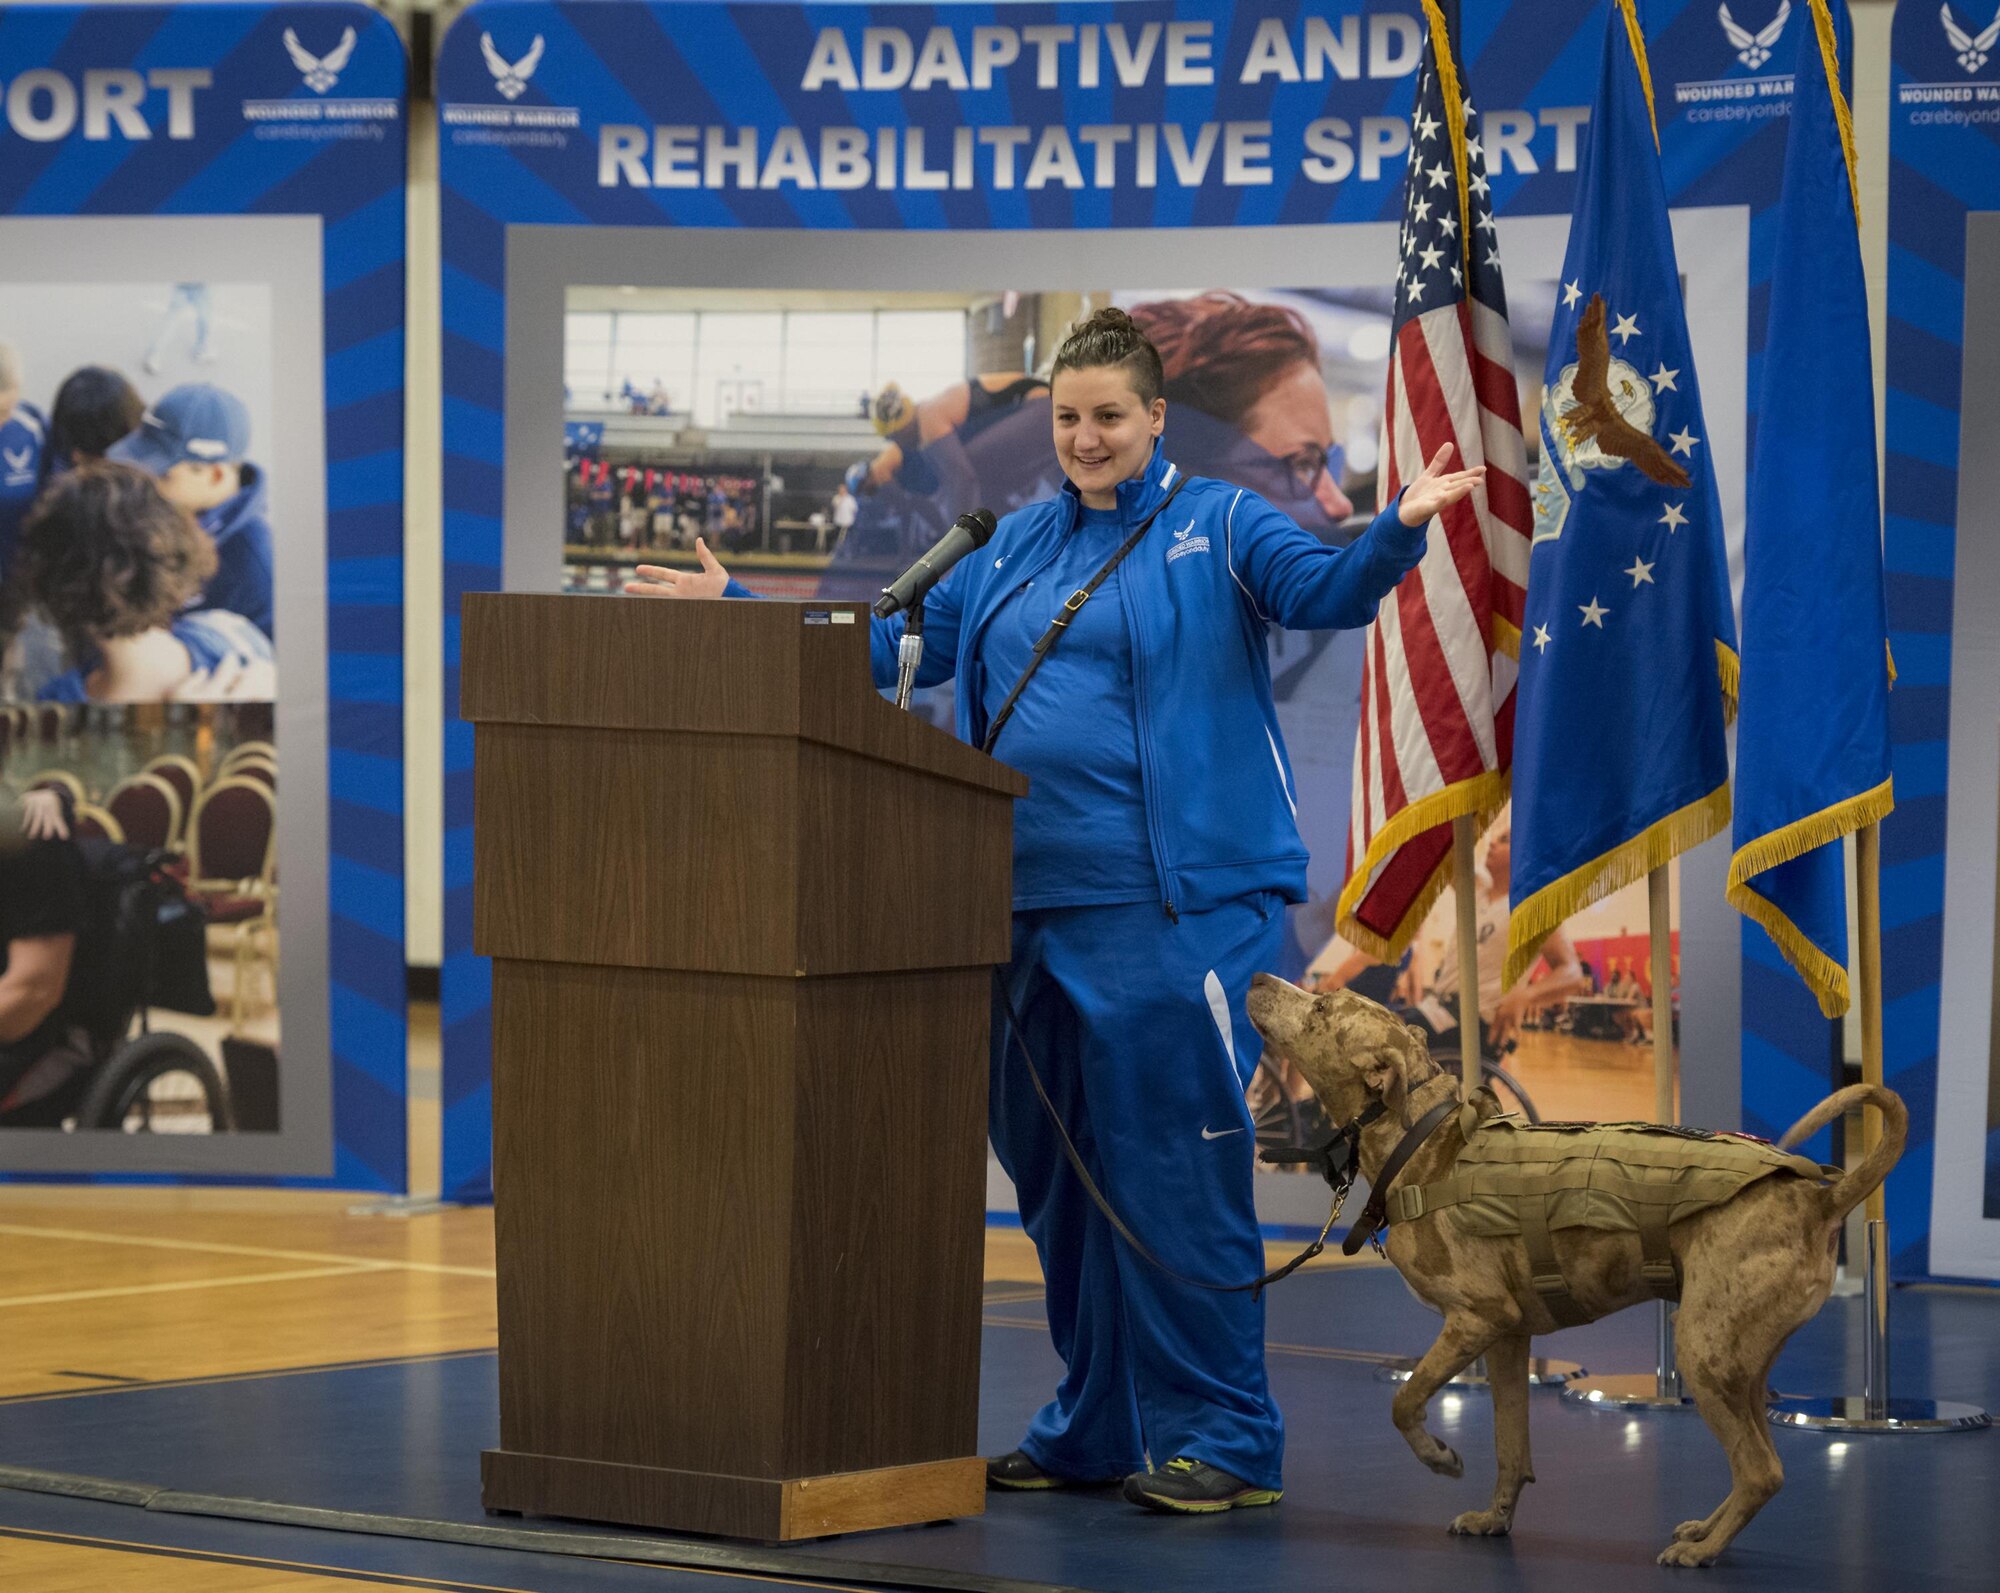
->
xmin=1727 ymin=0 xmax=1890 ymax=1032
xmin=1507 ymin=0 xmax=1735 ymax=992
xmin=0 ymin=4 xmax=406 ymax=1188
xmin=1891 ymin=0 xmax=2000 ymax=1280
xmin=436 ymin=0 xmax=1834 ymax=1211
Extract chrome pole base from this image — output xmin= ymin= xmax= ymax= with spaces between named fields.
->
xmin=1767 ymin=1396 xmax=1990 ymax=1434
xmin=1765 ymin=1220 xmax=1991 ymax=1433
xmin=1561 ymin=1373 xmax=1698 ymax=1411
xmin=1376 ymin=1357 xmax=1585 ymax=1389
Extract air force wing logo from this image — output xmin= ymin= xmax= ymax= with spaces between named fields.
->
xmin=1719 ymin=1 xmax=1790 ymax=70
xmin=1165 ymin=518 xmax=1211 ymax=564
xmin=482 ymin=33 xmax=545 ymax=100
xmin=1943 ymin=4 xmax=2000 ymax=73
xmin=284 ymin=27 xmax=356 ymax=94
xmin=1534 ymin=295 xmax=1690 ymax=547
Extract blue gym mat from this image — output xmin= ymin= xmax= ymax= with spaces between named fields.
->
xmin=0 ymin=1265 xmax=1994 ymax=1592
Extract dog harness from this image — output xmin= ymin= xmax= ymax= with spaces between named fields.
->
xmin=1386 ymin=1117 xmax=1838 ymax=1327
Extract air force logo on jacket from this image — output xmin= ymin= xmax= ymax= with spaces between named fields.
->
xmin=1165 ymin=517 xmax=1211 ymax=564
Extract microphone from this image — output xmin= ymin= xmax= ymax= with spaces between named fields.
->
xmin=872 ymin=508 xmax=997 ymax=619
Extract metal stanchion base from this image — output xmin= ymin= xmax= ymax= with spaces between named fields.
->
xmin=1561 ymin=1374 xmax=1697 ymax=1411
xmin=1376 ymin=1358 xmax=1585 ymax=1389
xmin=345 ymin=1195 xmax=459 ymax=1219
xmin=1767 ymin=1396 xmax=1990 ymax=1434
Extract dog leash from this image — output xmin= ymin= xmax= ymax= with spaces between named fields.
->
xmin=994 ymin=968 xmax=1351 ymax=1299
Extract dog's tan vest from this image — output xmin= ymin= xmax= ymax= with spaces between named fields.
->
xmin=1386 ymin=1117 xmax=1836 ymax=1326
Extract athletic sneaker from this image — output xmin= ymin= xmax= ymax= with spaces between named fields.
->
xmin=1122 ymin=1457 xmax=1283 ymax=1514
xmin=986 ymin=1450 xmax=1126 ymax=1491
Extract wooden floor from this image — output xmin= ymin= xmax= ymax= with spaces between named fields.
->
xmin=1505 ymin=1029 xmax=1671 ymax=1123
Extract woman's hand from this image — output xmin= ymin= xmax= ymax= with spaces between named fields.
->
xmin=1398 ymin=443 xmax=1487 ymax=527
xmin=623 ymin=538 xmax=731 ymax=600
xmin=20 ymin=789 xmax=69 ymax=842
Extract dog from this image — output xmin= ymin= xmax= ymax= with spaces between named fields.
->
xmin=1244 ymin=975 xmax=1905 ymax=1568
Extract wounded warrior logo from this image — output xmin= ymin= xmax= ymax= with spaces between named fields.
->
xmin=1534 ymin=295 xmax=1690 ymax=546
xmin=1718 ymin=0 xmax=1790 ymax=70
xmin=1942 ymin=3 xmax=2000 ymax=72
xmin=482 ymin=32 xmax=545 ymax=100
xmin=1165 ymin=517 xmax=1210 ymax=564
xmin=284 ymin=26 xmax=357 ymax=94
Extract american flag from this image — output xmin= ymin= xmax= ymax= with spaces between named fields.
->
xmin=1336 ymin=2 xmax=1533 ymax=961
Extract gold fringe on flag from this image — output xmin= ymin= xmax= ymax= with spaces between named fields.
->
xmin=1418 ymin=0 xmax=1474 ymax=250
xmin=1336 ymin=769 xmax=1510 ymax=963
xmin=1503 ymin=782 xmax=1732 ymax=990
xmin=1808 ymin=0 xmax=1862 ymax=227
xmin=1614 ymin=0 xmax=1660 ymax=150
xmin=1726 ymin=777 xmax=1895 ymax=1017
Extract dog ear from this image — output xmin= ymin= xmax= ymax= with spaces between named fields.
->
xmin=1359 ymin=1049 xmax=1407 ymax=1114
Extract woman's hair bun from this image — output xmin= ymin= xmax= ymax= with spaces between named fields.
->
xmin=1051 ymin=306 xmax=1165 ymax=405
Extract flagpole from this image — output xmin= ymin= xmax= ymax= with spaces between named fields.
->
xmin=1647 ymin=865 xmax=1682 ymax=1402
xmin=1561 ymin=864 xmax=1695 ymax=1412
xmin=1649 ymin=865 xmax=1674 ymax=1127
xmin=1855 ymin=823 xmax=1886 ymax=1229
xmin=1380 ymin=816 xmax=1587 ymax=1392
xmin=1453 ymin=815 xmax=1480 ymax=1106
xmin=1767 ymin=824 xmax=1988 ymax=1433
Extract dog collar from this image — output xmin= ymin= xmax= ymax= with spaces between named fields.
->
xmin=1340 ymin=1095 xmax=1463 ymax=1257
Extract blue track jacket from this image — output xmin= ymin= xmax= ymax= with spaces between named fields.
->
xmin=837 ymin=446 xmax=1428 ymax=918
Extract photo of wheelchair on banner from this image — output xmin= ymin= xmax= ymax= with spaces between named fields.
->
xmin=59 ymin=835 xmax=231 ymax=1134
xmin=0 ymin=783 xmax=228 ymax=1133
xmin=0 ymin=706 xmax=279 ymax=1136
xmin=1250 ymin=1000 xmax=1542 ymax=1158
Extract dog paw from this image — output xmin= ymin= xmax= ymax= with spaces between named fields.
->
xmin=1657 ymin=1539 xmax=1720 ymax=1568
xmin=1419 ymin=1442 xmax=1463 ymax=1479
xmin=1449 ymin=1509 xmax=1512 ymax=1536
xmin=1672 ymin=1520 xmax=1710 ymax=1544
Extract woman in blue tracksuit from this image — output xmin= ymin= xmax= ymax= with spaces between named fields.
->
xmin=628 ymin=309 xmax=1484 ymax=1513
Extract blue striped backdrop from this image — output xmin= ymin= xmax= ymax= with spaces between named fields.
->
xmin=1882 ymin=3 xmax=2000 ymax=1270
xmin=0 ymin=2 xmax=408 ymax=1191
xmin=436 ymin=0 xmax=1886 ymax=1249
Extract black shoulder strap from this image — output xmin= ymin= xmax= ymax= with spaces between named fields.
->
xmin=981 ymin=475 xmax=1187 ymax=756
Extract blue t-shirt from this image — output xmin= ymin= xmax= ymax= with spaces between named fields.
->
xmin=979 ymin=505 xmax=1158 ymax=910
xmin=0 ymin=402 xmax=47 ymax=582
xmin=38 ymin=609 xmax=274 ymax=703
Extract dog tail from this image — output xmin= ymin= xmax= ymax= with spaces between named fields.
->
xmin=1778 ymin=1085 xmax=1908 ymax=1223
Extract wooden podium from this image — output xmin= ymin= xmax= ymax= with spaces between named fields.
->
xmin=462 ymin=593 xmax=1025 ymax=1541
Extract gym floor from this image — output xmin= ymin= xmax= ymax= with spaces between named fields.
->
xmin=0 ymin=1012 xmax=1993 ymax=1590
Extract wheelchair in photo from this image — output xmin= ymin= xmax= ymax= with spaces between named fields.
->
xmin=1251 ymin=1001 xmax=1540 ymax=1157
xmin=1 ymin=839 xmax=231 ymax=1133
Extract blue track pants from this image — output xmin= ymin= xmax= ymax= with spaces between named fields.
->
xmin=990 ymin=894 xmax=1286 ymax=1490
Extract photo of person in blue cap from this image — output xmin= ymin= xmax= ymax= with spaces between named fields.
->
xmin=109 ymin=383 xmax=274 ymax=641
xmin=0 ymin=343 xmax=48 ymax=587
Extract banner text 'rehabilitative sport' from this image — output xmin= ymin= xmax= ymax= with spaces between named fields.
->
xmin=589 ymin=18 xmax=1591 ymax=192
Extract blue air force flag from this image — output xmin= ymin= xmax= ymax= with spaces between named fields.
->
xmin=1726 ymin=0 xmax=1892 ymax=1018
xmin=1505 ymin=0 xmax=1738 ymax=988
